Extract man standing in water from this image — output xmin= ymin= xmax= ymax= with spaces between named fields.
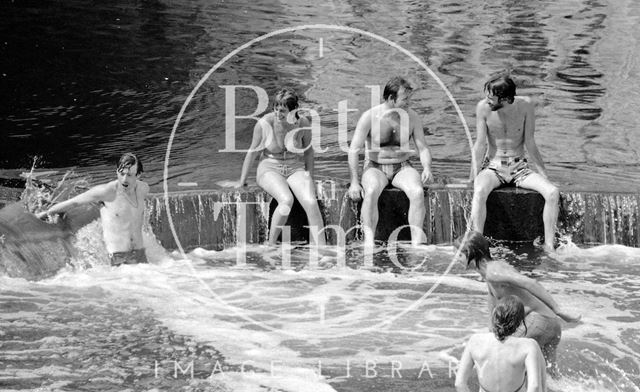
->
xmin=348 ymin=76 xmax=433 ymax=247
xmin=456 ymin=231 xmax=581 ymax=374
xmin=470 ymin=74 xmax=560 ymax=251
xmin=36 ymin=153 xmax=149 ymax=266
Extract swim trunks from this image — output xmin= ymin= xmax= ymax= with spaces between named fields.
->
xmin=257 ymin=151 xmax=305 ymax=179
xmin=109 ymin=249 xmax=148 ymax=266
xmin=480 ymin=375 xmax=526 ymax=392
xmin=483 ymin=156 xmax=533 ymax=186
xmin=364 ymin=160 xmax=413 ymax=182
xmin=515 ymin=311 xmax=561 ymax=357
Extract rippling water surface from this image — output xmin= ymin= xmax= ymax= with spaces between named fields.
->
xmin=2 ymin=237 xmax=639 ymax=391
xmin=1 ymin=0 xmax=639 ymax=191
xmin=2 ymin=2 xmax=640 ymax=391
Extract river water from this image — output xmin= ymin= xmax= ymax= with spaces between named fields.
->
xmin=1 ymin=0 xmax=640 ymax=192
xmin=1 ymin=0 xmax=640 ymax=391
xmin=1 ymin=232 xmax=640 ymax=391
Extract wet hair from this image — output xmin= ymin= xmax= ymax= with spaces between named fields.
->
xmin=492 ymin=295 xmax=527 ymax=341
xmin=117 ymin=152 xmax=143 ymax=175
xmin=484 ymin=74 xmax=516 ymax=104
xmin=273 ymin=88 xmax=300 ymax=119
xmin=383 ymin=76 xmax=413 ymax=102
xmin=455 ymin=230 xmax=492 ymax=269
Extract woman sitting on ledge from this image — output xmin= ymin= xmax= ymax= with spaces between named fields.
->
xmin=455 ymin=295 xmax=547 ymax=392
xmin=227 ymin=88 xmax=325 ymax=246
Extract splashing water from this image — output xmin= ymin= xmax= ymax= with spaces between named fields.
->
xmin=19 ymin=157 xmax=91 ymax=218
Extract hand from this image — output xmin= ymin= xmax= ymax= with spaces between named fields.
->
xmin=421 ymin=168 xmax=433 ymax=185
xmin=348 ymin=182 xmax=364 ymax=201
xmin=556 ymin=308 xmax=581 ymax=323
xmin=36 ymin=211 xmax=48 ymax=220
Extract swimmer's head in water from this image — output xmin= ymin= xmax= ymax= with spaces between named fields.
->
xmin=484 ymin=74 xmax=516 ymax=111
xmin=383 ymin=76 xmax=413 ymax=106
xmin=492 ymin=295 xmax=527 ymax=341
xmin=273 ymin=88 xmax=300 ymax=120
xmin=455 ymin=230 xmax=492 ymax=269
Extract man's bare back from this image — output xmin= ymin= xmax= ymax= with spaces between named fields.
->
xmin=486 ymin=261 xmax=557 ymax=319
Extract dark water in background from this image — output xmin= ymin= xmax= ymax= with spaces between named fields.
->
xmin=1 ymin=0 xmax=640 ymax=192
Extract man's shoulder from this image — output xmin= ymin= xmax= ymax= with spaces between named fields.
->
xmin=485 ymin=260 xmax=519 ymax=281
xmin=519 ymin=336 xmax=541 ymax=351
xmin=135 ymin=180 xmax=150 ymax=196
xmin=95 ymin=181 xmax=118 ymax=194
xmin=361 ymin=104 xmax=380 ymax=117
xmin=88 ymin=181 xmax=117 ymax=201
xmin=258 ymin=112 xmax=275 ymax=127
xmin=514 ymin=96 xmax=534 ymax=107
xmin=355 ymin=106 xmax=375 ymax=127
xmin=467 ymin=333 xmax=494 ymax=350
xmin=140 ymin=180 xmax=150 ymax=192
xmin=470 ymin=332 xmax=493 ymax=342
xmin=476 ymin=99 xmax=490 ymax=114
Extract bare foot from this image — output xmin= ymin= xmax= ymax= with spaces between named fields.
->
xmin=544 ymin=244 xmax=556 ymax=253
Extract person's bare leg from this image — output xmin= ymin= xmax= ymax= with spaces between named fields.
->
xmin=361 ymin=168 xmax=388 ymax=248
xmin=257 ymin=171 xmax=295 ymax=245
xmin=470 ymin=170 xmax=502 ymax=233
xmin=392 ymin=166 xmax=426 ymax=245
xmin=287 ymin=170 xmax=326 ymax=246
xmin=518 ymin=173 xmax=560 ymax=252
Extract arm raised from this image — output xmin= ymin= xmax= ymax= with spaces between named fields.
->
xmin=37 ymin=183 xmax=113 ymax=220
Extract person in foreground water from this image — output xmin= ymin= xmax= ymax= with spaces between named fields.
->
xmin=228 ymin=88 xmax=325 ymax=246
xmin=455 ymin=295 xmax=547 ymax=392
xmin=455 ymin=230 xmax=581 ymax=374
xmin=36 ymin=153 xmax=149 ymax=266
xmin=469 ymin=74 xmax=560 ymax=252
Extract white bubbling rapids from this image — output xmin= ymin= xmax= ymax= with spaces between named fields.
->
xmin=4 ymin=222 xmax=638 ymax=392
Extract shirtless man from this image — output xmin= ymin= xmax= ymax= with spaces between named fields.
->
xmin=470 ymin=75 xmax=560 ymax=252
xmin=348 ymin=76 xmax=433 ymax=247
xmin=456 ymin=231 xmax=581 ymax=374
xmin=456 ymin=296 xmax=547 ymax=392
xmin=36 ymin=153 xmax=150 ymax=266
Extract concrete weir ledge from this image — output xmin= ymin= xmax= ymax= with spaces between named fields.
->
xmin=148 ymin=181 xmax=640 ymax=250
xmin=1 ymin=181 xmax=639 ymax=280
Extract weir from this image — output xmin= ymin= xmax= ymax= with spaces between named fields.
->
xmin=147 ymin=181 xmax=640 ymax=250
xmin=1 ymin=180 xmax=639 ymax=279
